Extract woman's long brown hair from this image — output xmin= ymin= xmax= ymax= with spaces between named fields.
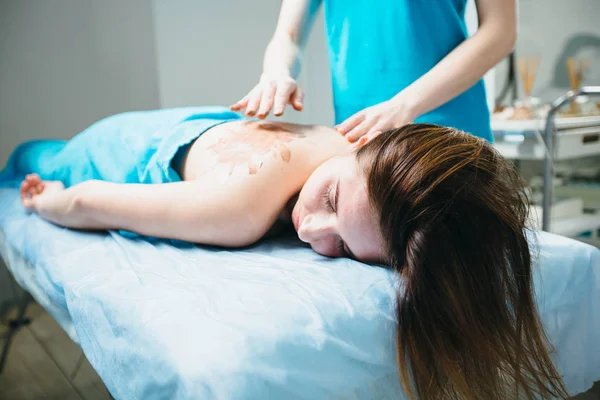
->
xmin=357 ymin=124 xmax=569 ymax=399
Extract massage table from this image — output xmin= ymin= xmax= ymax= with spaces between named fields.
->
xmin=1 ymin=187 xmax=599 ymax=399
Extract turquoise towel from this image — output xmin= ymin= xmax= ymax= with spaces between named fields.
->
xmin=0 ymin=106 xmax=242 ymax=245
xmin=0 ymin=106 xmax=242 ymax=187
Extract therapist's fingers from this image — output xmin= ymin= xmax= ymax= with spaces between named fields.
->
xmin=257 ymin=84 xmax=277 ymax=119
xmin=245 ymin=88 xmax=263 ymax=117
xmin=291 ymin=88 xmax=304 ymax=112
xmin=345 ymin=120 xmax=372 ymax=143
xmin=272 ymin=83 xmax=295 ymax=116
xmin=230 ymin=95 xmax=249 ymax=112
xmin=335 ymin=112 xmax=364 ymax=136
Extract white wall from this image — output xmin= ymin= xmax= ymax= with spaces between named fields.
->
xmin=0 ymin=0 xmax=161 ymax=311
xmin=0 ymin=0 xmax=161 ymax=167
xmin=2 ymin=0 xmax=598 ymax=166
xmin=151 ymin=0 xmax=334 ymax=126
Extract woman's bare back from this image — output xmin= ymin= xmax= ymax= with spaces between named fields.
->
xmin=180 ymin=120 xmax=348 ymax=182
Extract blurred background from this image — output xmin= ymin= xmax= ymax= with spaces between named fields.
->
xmin=1 ymin=0 xmax=598 ymax=166
xmin=1 ymin=0 xmax=600 ymax=399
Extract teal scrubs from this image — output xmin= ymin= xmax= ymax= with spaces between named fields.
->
xmin=323 ymin=0 xmax=492 ymax=141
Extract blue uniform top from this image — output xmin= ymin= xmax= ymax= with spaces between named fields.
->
xmin=323 ymin=0 xmax=492 ymax=141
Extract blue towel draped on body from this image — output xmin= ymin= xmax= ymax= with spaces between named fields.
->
xmin=0 ymin=107 xmax=242 ymax=188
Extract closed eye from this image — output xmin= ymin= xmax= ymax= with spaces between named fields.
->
xmin=322 ymin=185 xmax=334 ymax=212
xmin=333 ymin=177 xmax=355 ymax=259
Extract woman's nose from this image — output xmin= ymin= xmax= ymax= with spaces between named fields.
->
xmin=297 ymin=213 xmax=336 ymax=243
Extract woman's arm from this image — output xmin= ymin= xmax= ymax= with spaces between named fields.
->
xmin=230 ymin=0 xmax=322 ymax=118
xmin=29 ymin=179 xmax=279 ymax=247
xmin=337 ymin=0 xmax=517 ymax=141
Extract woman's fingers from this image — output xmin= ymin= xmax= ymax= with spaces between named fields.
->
xmin=21 ymin=175 xmax=37 ymax=197
xmin=26 ymin=174 xmax=42 ymax=194
xmin=20 ymin=180 xmax=29 ymax=200
xmin=20 ymin=174 xmax=45 ymax=199
xmin=19 ymin=178 xmax=37 ymax=210
xmin=36 ymin=182 xmax=46 ymax=195
xmin=21 ymin=196 xmax=35 ymax=210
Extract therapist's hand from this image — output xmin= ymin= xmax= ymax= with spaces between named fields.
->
xmin=230 ymin=73 xmax=304 ymax=119
xmin=335 ymin=97 xmax=417 ymax=143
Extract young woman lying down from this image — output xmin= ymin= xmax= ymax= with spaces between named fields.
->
xmin=1 ymin=107 xmax=568 ymax=399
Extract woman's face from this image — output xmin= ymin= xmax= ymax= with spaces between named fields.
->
xmin=291 ymin=154 xmax=385 ymax=263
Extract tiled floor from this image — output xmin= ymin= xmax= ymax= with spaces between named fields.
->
xmin=0 ymin=302 xmax=598 ymax=399
xmin=0 ymin=302 xmax=111 ymax=400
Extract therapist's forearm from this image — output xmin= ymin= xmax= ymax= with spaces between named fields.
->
xmin=397 ymin=21 xmax=516 ymax=118
xmin=263 ymin=0 xmax=322 ymax=77
xmin=263 ymin=36 xmax=302 ymax=78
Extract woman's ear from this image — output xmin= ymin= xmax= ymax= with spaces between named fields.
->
xmin=350 ymin=131 xmax=381 ymax=150
xmin=350 ymin=136 xmax=368 ymax=150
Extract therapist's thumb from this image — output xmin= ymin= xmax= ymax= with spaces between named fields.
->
xmin=291 ymin=88 xmax=304 ymax=111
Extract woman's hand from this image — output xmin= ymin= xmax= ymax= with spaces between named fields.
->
xmin=335 ymin=96 xmax=418 ymax=143
xmin=20 ymin=174 xmax=73 ymax=223
xmin=230 ymin=73 xmax=304 ymax=119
